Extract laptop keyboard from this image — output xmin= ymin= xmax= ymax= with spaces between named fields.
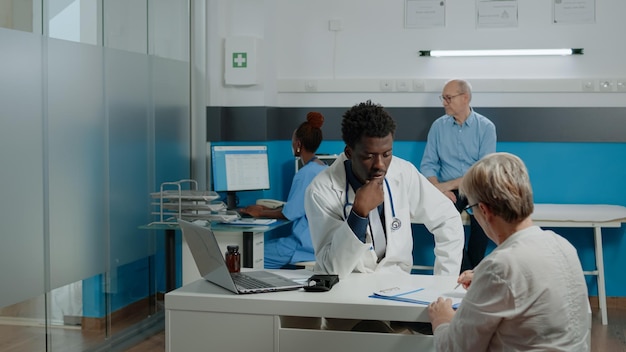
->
xmin=231 ymin=273 xmax=274 ymax=289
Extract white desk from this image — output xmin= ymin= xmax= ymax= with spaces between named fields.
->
xmin=300 ymin=203 xmax=626 ymax=326
xmin=530 ymin=204 xmax=626 ymax=325
xmin=165 ymin=272 xmax=456 ymax=352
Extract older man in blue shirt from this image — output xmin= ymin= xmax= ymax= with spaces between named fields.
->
xmin=420 ymin=79 xmax=497 ymax=272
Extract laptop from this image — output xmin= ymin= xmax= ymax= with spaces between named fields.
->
xmin=178 ymin=219 xmax=305 ymax=294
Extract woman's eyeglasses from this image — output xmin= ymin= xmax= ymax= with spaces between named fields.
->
xmin=463 ymin=203 xmax=478 ymax=215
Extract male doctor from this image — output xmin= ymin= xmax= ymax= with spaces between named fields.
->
xmin=305 ymin=100 xmax=464 ymax=279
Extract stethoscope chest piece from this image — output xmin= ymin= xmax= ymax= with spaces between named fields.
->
xmin=391 ymin=218 xmax=401 ymax=231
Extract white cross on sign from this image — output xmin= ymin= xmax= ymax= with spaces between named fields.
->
xmin=232 ymin=52 xmax=247 ymax=68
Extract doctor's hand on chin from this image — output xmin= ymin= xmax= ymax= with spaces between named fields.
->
xmin=351 ymin=178 xmax=385 ymax=217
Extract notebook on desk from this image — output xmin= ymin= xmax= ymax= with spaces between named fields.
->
xmin=178 ymin=219 xmax=304 ymax=294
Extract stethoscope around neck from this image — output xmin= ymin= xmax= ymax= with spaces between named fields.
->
xmin=343 ymin=178 xmax=402 ymax=231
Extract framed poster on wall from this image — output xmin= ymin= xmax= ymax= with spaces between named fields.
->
xmin=553 ymin=0 xmax=595 ymax=24
xmin=405 ymin=0 xmax=445 ymax=28
xmin=476 ymin=0 xmax=518 ymax=28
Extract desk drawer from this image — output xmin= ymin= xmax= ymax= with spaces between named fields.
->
xmin=167 ymin=310 xmax=274 ymax=352
xmin=279 ymin=328 xmax=434 ymax=352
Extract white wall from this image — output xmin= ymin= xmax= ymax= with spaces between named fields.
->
xmin=207 ymin=0 xmax=626 ymax=108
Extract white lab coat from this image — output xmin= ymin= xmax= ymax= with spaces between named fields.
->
xmin=305 ymin=153 xmax=464 ymax=278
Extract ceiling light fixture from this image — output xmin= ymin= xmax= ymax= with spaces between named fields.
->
xmin=419 ymin=48 xmax=584 ymax=57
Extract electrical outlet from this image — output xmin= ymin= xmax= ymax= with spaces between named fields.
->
xmin=412 ymin=80 xmax=425 ymax=92
xmin=616 ymin=80 xmax=626 ymax=92
xmin=581 ymin=80 xmax=595 ymax=92
xmin=395 ymin=80 xmax=411 ymax=92
xmin=304 ymin=80 xmax=317 ymax=92
xmin=380 ymin=79 xmax=393 ymax=92
xmin=599 ymin=79 xmax=614 ymax=92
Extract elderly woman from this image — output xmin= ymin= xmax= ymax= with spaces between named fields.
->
xmin=428 ymin=152 xmax=591 ymax=351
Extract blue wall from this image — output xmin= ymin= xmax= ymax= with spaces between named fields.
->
xmin=213 ymin=139 xmax=626 ymax=297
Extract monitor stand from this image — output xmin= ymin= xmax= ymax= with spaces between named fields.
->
xmin=226 ymin=191 xmax=237 ymax=210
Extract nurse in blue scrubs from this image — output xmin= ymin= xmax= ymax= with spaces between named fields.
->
xmin=239 ymin=112 xmax=327 ymax=268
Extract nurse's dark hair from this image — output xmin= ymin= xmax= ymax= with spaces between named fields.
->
xmin=295 ymin=112 xmax=324 ymax=153
xmin=341 ymin=100 xmax=396 ymax=148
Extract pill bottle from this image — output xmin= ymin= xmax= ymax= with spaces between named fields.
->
xmin=225 ymin=245 xmax=241 ymax=273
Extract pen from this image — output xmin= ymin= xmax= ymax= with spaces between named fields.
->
xmin=454 ymin=283 xmax=461 ymax=290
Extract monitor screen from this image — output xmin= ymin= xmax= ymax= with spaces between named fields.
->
xmin=295 ymin=154 xmax=339 ymax=173
xmin=212 ymin=145 xmax=270 ymax=192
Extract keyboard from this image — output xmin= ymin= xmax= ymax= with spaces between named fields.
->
xmin=225 ymin=218 xmax=277 ymax=225
xmin=231 ymin=273 xmax=274 ymax=289
xmin=238 ymin=211 xmax=253 ymax=218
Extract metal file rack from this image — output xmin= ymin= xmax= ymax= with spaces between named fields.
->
xmin=149 ymin=179 xmax=236 ymax=225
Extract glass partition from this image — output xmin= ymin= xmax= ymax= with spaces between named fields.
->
xmin=0 ymin=26 xmax=46 ymax=352
xmin=48 ymin=0 xmax=100 ymax=45
xmin=0 ymin=0 xmax=191 ymax=350
xmin=0 ymin=0 xmax=40 ymax=33
xmin=103 ymin=0 xmax=147 ymax=53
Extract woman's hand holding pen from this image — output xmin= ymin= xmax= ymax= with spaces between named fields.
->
xmin=457 ymin=270 xmax=474 ymax=290
xmin=430 ymin=269 xmax=473 ymax=329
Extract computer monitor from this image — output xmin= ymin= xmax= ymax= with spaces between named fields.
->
xmin=295 ymin=154 xmax=339 ymax=173
xmin=211 ymin=145 xmax=270 ymax=209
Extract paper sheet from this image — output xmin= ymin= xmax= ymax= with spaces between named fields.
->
xmin=370 ymin=286 xmax=465 ymax=308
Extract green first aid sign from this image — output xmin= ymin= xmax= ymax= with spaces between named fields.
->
xmin=232 ymin=52 xmax=247 ymax=68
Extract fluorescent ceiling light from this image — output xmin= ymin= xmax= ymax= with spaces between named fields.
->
xmin=419 ymin=48 xmax=583 ymax=57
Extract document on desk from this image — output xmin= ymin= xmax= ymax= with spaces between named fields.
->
xmin=223 ymin=218 xmax=277 ymax=225
xmin=369 ymin=286 xmax=465 ymax=309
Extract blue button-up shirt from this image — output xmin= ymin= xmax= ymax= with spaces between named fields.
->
xmin=420 ymin=109 xmax=496 ymax=182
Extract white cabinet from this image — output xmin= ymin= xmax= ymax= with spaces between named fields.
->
xmin=250 ymin=232 xmax=264 ymax=269
xmin=182 ymin=230 xmax=264 ymax=284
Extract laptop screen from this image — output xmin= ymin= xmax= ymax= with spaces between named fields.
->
xmin=178 ymin=219 xmax=240 ymax=293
